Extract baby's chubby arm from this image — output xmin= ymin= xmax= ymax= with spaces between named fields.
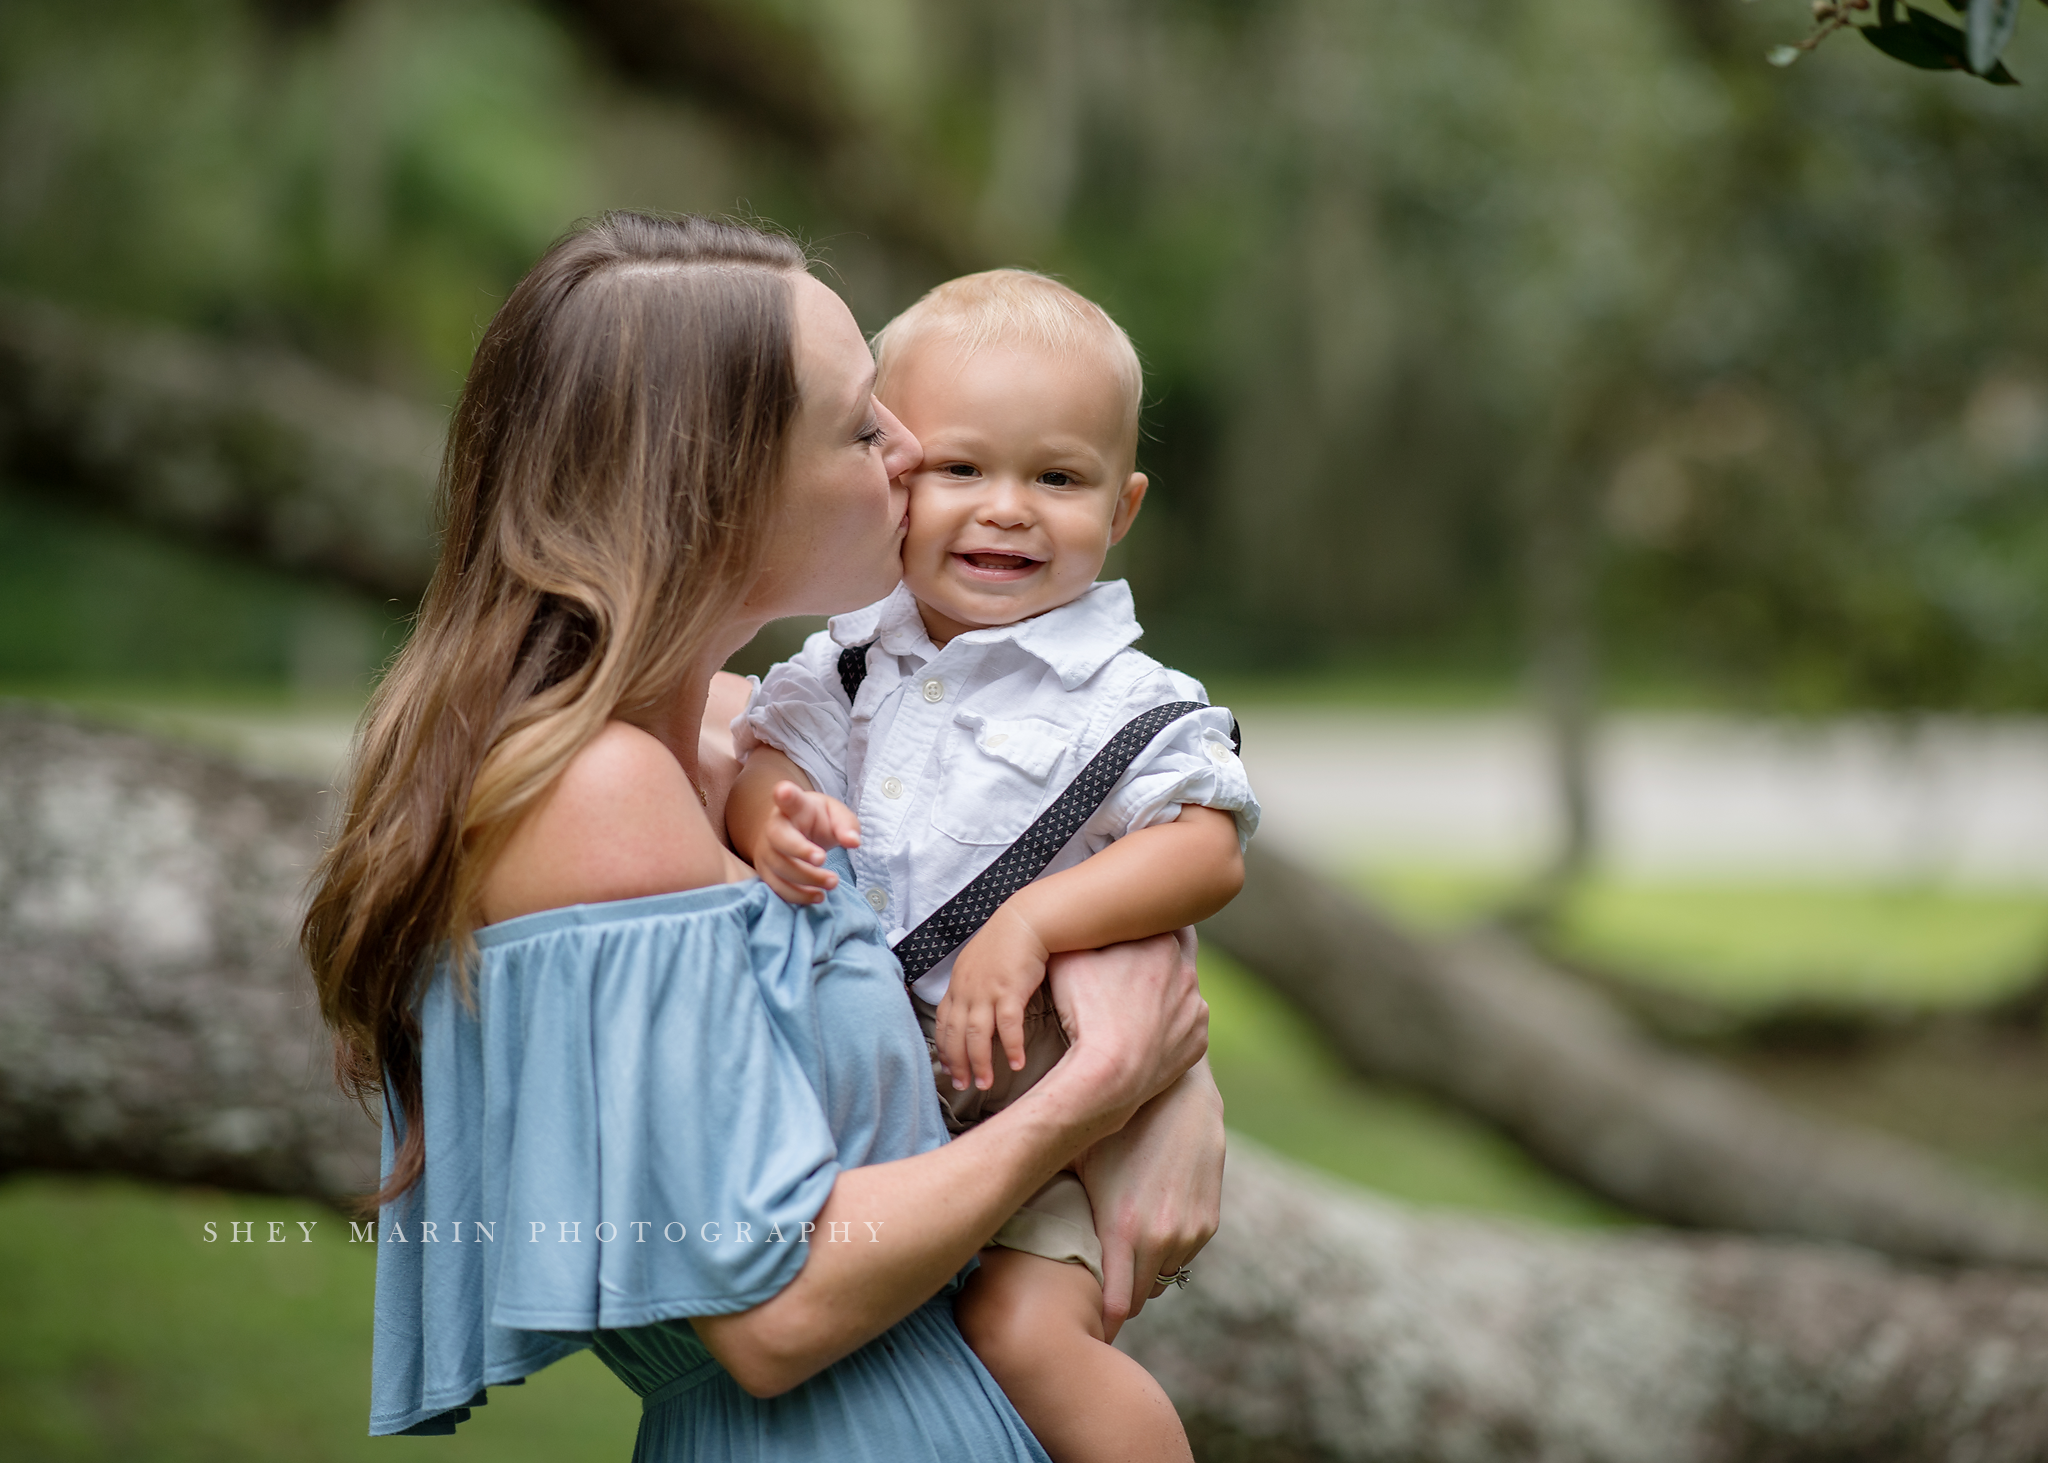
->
xmin=936 ymin=806 xmax=1244 ymax=1092
xmin=726 ymin=746 xmax=863 ymax=905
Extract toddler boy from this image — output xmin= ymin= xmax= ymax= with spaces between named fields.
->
xmin=727 ymin=270 xmax=1256 ymax=1463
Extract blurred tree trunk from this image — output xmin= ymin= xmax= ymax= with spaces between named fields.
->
xmin=1204 ymin=840 xmax=2048 ymax=1268
xmin=1520 ymin=452 xmax=1601 ymax=912
xmin=0 ymin=705 xmax=374 ymax=1201
xmin=1125 ymin=1140 xmax=2048 ymax=1463
xmin=6 ymin=703 xmax=2048 ymax=1462
xmin=0 ymin=294 xmax=443 ymax=602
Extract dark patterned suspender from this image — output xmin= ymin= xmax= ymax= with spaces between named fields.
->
xmin=838 ymin=641 xmax=874 ymax=704
xmin=832 ymin=638 xmax=1243 ymax=986
xmin=894 ymin=702 xmax=1241 ymax=984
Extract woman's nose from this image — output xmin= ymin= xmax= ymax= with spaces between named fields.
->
xmin=876 ymin=401 xmax=920 ymax=480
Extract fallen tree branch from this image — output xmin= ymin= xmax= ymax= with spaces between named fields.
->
xmin=0 ymin=294 xmax=441 ymax=601
xmin=1204 ymin=841 xmax=2048 ymax=1268
xmin=0 ymin=703 xmax=376 ymax=1201
xmin=1123 ymin=1140 xmax=2048 ymax=1463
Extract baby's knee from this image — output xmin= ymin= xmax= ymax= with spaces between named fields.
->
xmin=956 ymin=1250 xmax=1102 ymax=1378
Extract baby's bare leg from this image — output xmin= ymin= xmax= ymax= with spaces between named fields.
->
xmin=955 ymin=1247 xmax=1192 ymax=1463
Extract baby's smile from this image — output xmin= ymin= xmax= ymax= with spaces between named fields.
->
xmin=954 ymin=550 xmax=1044 ymax=579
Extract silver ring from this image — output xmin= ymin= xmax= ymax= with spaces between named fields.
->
xmin=1154 ymin=1266 xmax=1192 ymax=1289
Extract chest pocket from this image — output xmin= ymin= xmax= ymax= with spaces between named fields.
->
xmin=930 ymin=713 xmax=1075 ymax=846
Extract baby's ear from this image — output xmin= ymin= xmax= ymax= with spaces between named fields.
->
xmin=1108 ymin=472 xmax=1149 ymax=545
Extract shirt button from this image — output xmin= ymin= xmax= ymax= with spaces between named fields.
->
xmin=1206 ymin=742 xmax=1233 ymax=764
xmin=864 ymin=886 xmax=889 ymax=913
xmin=921 ymin=678 xmax=944 ymax=703
xmin=882 ymin=776 xmax=905 ymax=799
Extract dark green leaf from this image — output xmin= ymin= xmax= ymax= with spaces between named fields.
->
xmin=1861 ymin=11 xmax=2021 ymax=81
xmin=1864 ymin=16 xmax=1971 ymax=67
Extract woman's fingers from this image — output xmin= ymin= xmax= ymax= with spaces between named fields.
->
xmin=1046 ymin=932 xmax=1210 ymax=1126
xmin=1073 ymin=1059 xmax=1226 ymax=1340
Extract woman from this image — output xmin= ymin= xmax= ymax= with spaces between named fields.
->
xmin=302 ymin=213 xmax=1222 ymax=1458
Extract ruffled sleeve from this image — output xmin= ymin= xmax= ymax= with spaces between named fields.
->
xmin=734 ymin=628 xmax=854 ymax=801
xmin=366 ymin=874 xmax=910 ymax=1436
xmin=1094 ymin=671 xmax=1260 ymax=848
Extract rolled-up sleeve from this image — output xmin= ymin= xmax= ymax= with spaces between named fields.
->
xmin=1096 ymin=679 xmax=1259 ymax=848
xmin=734 ymin=630 xmax=854 ymax=803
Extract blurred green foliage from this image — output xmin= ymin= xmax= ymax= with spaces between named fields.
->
xmin=0 ymin=0 xmax=589 ymax=396
xmin=5 ymin=0 xmax=2048 ymax=702
xmin=0 ymin=486 xmax=400 ymax=692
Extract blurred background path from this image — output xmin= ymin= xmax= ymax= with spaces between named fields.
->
xmin=1243 ymin=709 xmax=2048 ymax=886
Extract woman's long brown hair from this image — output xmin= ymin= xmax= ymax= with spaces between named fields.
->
xmin=302 ymin=213 xmax=808 ymax=1209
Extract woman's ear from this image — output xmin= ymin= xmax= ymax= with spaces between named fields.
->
xmin=1108 ymin=472 xmax=1149 ymax=545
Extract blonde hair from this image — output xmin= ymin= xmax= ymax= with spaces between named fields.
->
xmin=301 ymin=213 xmax=808 ymax=1209
xmin=872 ymin=269 xmax=1143 ymax=456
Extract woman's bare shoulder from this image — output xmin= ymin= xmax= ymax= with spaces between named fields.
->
xmin=480 ymin=721 xmax=738 ymax=925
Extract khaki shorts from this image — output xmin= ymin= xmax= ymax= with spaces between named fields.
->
xmin=914 ymin=986 xmax=1104 ymax=1288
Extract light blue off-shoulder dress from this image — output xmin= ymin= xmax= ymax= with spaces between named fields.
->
xmin=366 ymin=852 xmax=1049 ymax=1461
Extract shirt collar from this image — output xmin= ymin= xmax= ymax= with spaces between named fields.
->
xmin=828 ymin=580 xmax=1144 ymax=690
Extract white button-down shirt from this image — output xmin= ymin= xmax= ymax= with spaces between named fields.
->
xmin=736 ymin=580 xmax=1259 ymax=1002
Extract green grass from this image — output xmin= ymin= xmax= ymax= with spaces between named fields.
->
xmin=1554 ymin=881 xmax=2048 ymax=1010
xmin=0 ymin=1179 xmax=638 ymax=1462
xmin=1197 ymin=945 xmax=1620 ymax=1226
xmin=1350 ymin=863 xmax=2048 ymax=1012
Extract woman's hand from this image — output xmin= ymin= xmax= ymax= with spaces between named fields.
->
xmin=1041 ymin=929 xmax=1208 ymax=1148
xmin=1076 ymin=1054 xmax=1225 ymax=1342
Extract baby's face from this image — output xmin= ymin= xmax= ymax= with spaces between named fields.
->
xmin=883 ymin=338 xmax=1146 ymax=644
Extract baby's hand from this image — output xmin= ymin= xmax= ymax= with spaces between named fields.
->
xmin=934 ymin=905 xmax=1052 ymax=1093
xmin=750 ymin=782 xmax=861 ymax=905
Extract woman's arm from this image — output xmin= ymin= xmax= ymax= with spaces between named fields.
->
xmin=692 ymin=932 xmax=1208 ymax=1396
